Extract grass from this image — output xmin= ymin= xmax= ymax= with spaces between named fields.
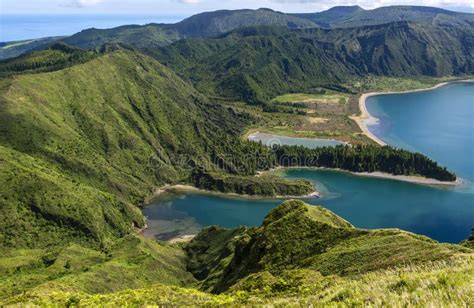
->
xmin=7 ymin=257 xmax=472 ymax=307
xmin=271 ymin=91 xmax=350 ymax=104
xmin=235 ymin=90 xmax=369 ymax=144
xmin=180 ymin=200 xmax=472 ymax=294
xmin=229 ymin=257 xmax=474 ymax=306
xmin=0 ymin=235 xmax=195 ymax=302
xmin=348 ymin=75 xmax=474 ymax=93
xmin=1 ymin=49 xmax=312 ymax=250
xmin=2 ymin=201 xmax=472 ymax=306
xmin=7 ymin=256 xmax=473 ymax=306
xmin=239 ymin=75 xmax=474 ymax=146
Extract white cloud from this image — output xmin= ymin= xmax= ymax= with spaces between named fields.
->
xmin=269 ymin=0 xmax=474 ymax=10
xmin=179 ymin=0 xmax=203 ymax=3
xmin=67 ymin=0 xmax=105 ymax=8
xmin=2 ymin=0 xmax=473 ymax=15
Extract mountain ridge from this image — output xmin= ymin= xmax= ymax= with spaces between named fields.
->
xmin=2 ymin=5 xmax=473 ymax=61
xmin=151 ymin=21 xmax=474 ymax=104
xmin=2 ymin=200 xmax=472 ymax=306
xmin=294 ymin=5 xmax=474 ymax=28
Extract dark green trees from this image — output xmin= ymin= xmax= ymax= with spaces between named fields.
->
xmin=273 ymin=144 xmax=456 ymax=181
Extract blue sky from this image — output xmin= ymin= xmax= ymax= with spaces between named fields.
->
xmin=2 ymin=0 xmax=474 ymax=15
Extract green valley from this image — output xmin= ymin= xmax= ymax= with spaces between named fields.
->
xmin=1 ymin=4 xmax=474 ymax=307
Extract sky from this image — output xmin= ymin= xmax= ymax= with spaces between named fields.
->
xmin=1 ymin=0 xmax=474 ymax=16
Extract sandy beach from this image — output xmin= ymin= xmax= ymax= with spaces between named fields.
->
xmin=151 ymin=184 xmax=319 ymax=200
xmin=352 ymin=79 xmax=474 ymax=146
xmin=262 ymin=166 xmax=462 ymax=187
xmin=351 ymin=171 xmax=462 ymax=187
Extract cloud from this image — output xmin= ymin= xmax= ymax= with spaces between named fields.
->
xmin=268 ymin=0 xmax=474 ymax=10
xmin=64 ymin=0 xmax=105 ymax=8
xmin=178 ymin=0 xmax=203 ymax=3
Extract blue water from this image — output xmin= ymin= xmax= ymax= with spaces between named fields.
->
xmin=366 ymin=82 xmax=474 ymax=182
xmin=249 ymin=132 xmax=346 ymax=148
xmin=0 ymin=15 xmax=186 ymax=42
xmin=144 ymin=82 xmax=474 ymax=243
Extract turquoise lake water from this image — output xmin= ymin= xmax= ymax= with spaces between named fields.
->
xmin=143 ymin=82 xmax=474 ymax=243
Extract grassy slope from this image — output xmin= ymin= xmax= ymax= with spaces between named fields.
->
xmin=0 ymin=235 xmax=195 ymax=302
xmin=62 ymin=25 xmax=183 ymax=50
xmin=186 ymin=200 xmax=470 ymax=293
xmin=3 ymin=201 xmax=472 ymax=306
xmin=1 ymin=49 xmax=308 ymax=250
xmin=8 ymin=256 xmax=473 ymax=307
xmin=0 ymin=37 xmax=66 ymax=61
xmin=0 ymin=43 xmax=97 ymax=77
xmin=0 ymin=50 xmax=202 ymax=249
xmin=61 ymin=8 xmax=317 ymax=51
xmin=294 ymin=5 xmax=474 ymax=28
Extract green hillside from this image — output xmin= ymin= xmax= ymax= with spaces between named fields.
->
xmin=294 ymin=5 xmax=474 ymax=28
xmin=152 ymin=22 xmax=473 ymax=104
xmin=172 ymin=8 xmax=317 ymax=37
xmin=1 ymin=47 xmax=456 ymax=252
xmin=0 ymin=43 xmax=97 ymax=77
xmin=1 ymin=6 xmax=473 ymax=305
xmin=0 ymin=49 xmax=318 ymax=250
xmin=60 ymin=8 xmax=317 ymax=51
xmin=0 ymin=37 xmax=65 ymax=61
xmin=3 ymin=6 xmax=473 ymax=62
xmin=61 ymin=24 xmax=183 ymax=50
xmin=2 ymin=201 xmax=472 ymax=306
xmin=186 ymin=200 xmax=470 ymax=293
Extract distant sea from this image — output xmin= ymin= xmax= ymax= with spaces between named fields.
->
xmin=0 ymin=14 xmax=186 ymax=42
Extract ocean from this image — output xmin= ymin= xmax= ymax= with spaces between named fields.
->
xmin=0 ymin=14 xmax=186 ymax=42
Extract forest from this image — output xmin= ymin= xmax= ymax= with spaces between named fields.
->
xmin=272 ymin=144 xmax=457 ymax=181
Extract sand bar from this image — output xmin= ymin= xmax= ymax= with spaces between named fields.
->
xmin=151 ymin=184 xmax=319 ymax=200
xmin=262 ymin=166 xmax=462 ymax=187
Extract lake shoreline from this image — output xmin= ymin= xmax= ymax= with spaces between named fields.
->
xmin=261 ymin=166 xmax=462 ymax=187
xmin=353 ymin=79 xmax=474 ymax=146
xmin=142 ymin=167 xmax=461 ymax=243
xmin=141 ymin=183 xmax=319 ymax=242
xmin=150 ymin=184 xmax=320 ymax=201
xmin=148 ymin=164 xmax=460 ymax=209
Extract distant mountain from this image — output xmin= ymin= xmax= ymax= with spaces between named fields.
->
xmin=294 ymin=5 xmax=474 ymax=28
xmin=0 ymin=37 xmax=65 ymax=60
xmin=2 ymin=6 xmax=473 ymax=61
xmin=172 ymin=8 xmax=317 ymax=37
xmin=0 ymin=43 xmax=97 ymax=77
xmin=152 ymin=22 xmax=474 ymax=104
xmin=61 ymin=24 xmax=183 ymax=50
xmin=61 ymin=8 xmax=317 ymax=50
xmin=295 ymin=5 xmax=364 ymax=28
